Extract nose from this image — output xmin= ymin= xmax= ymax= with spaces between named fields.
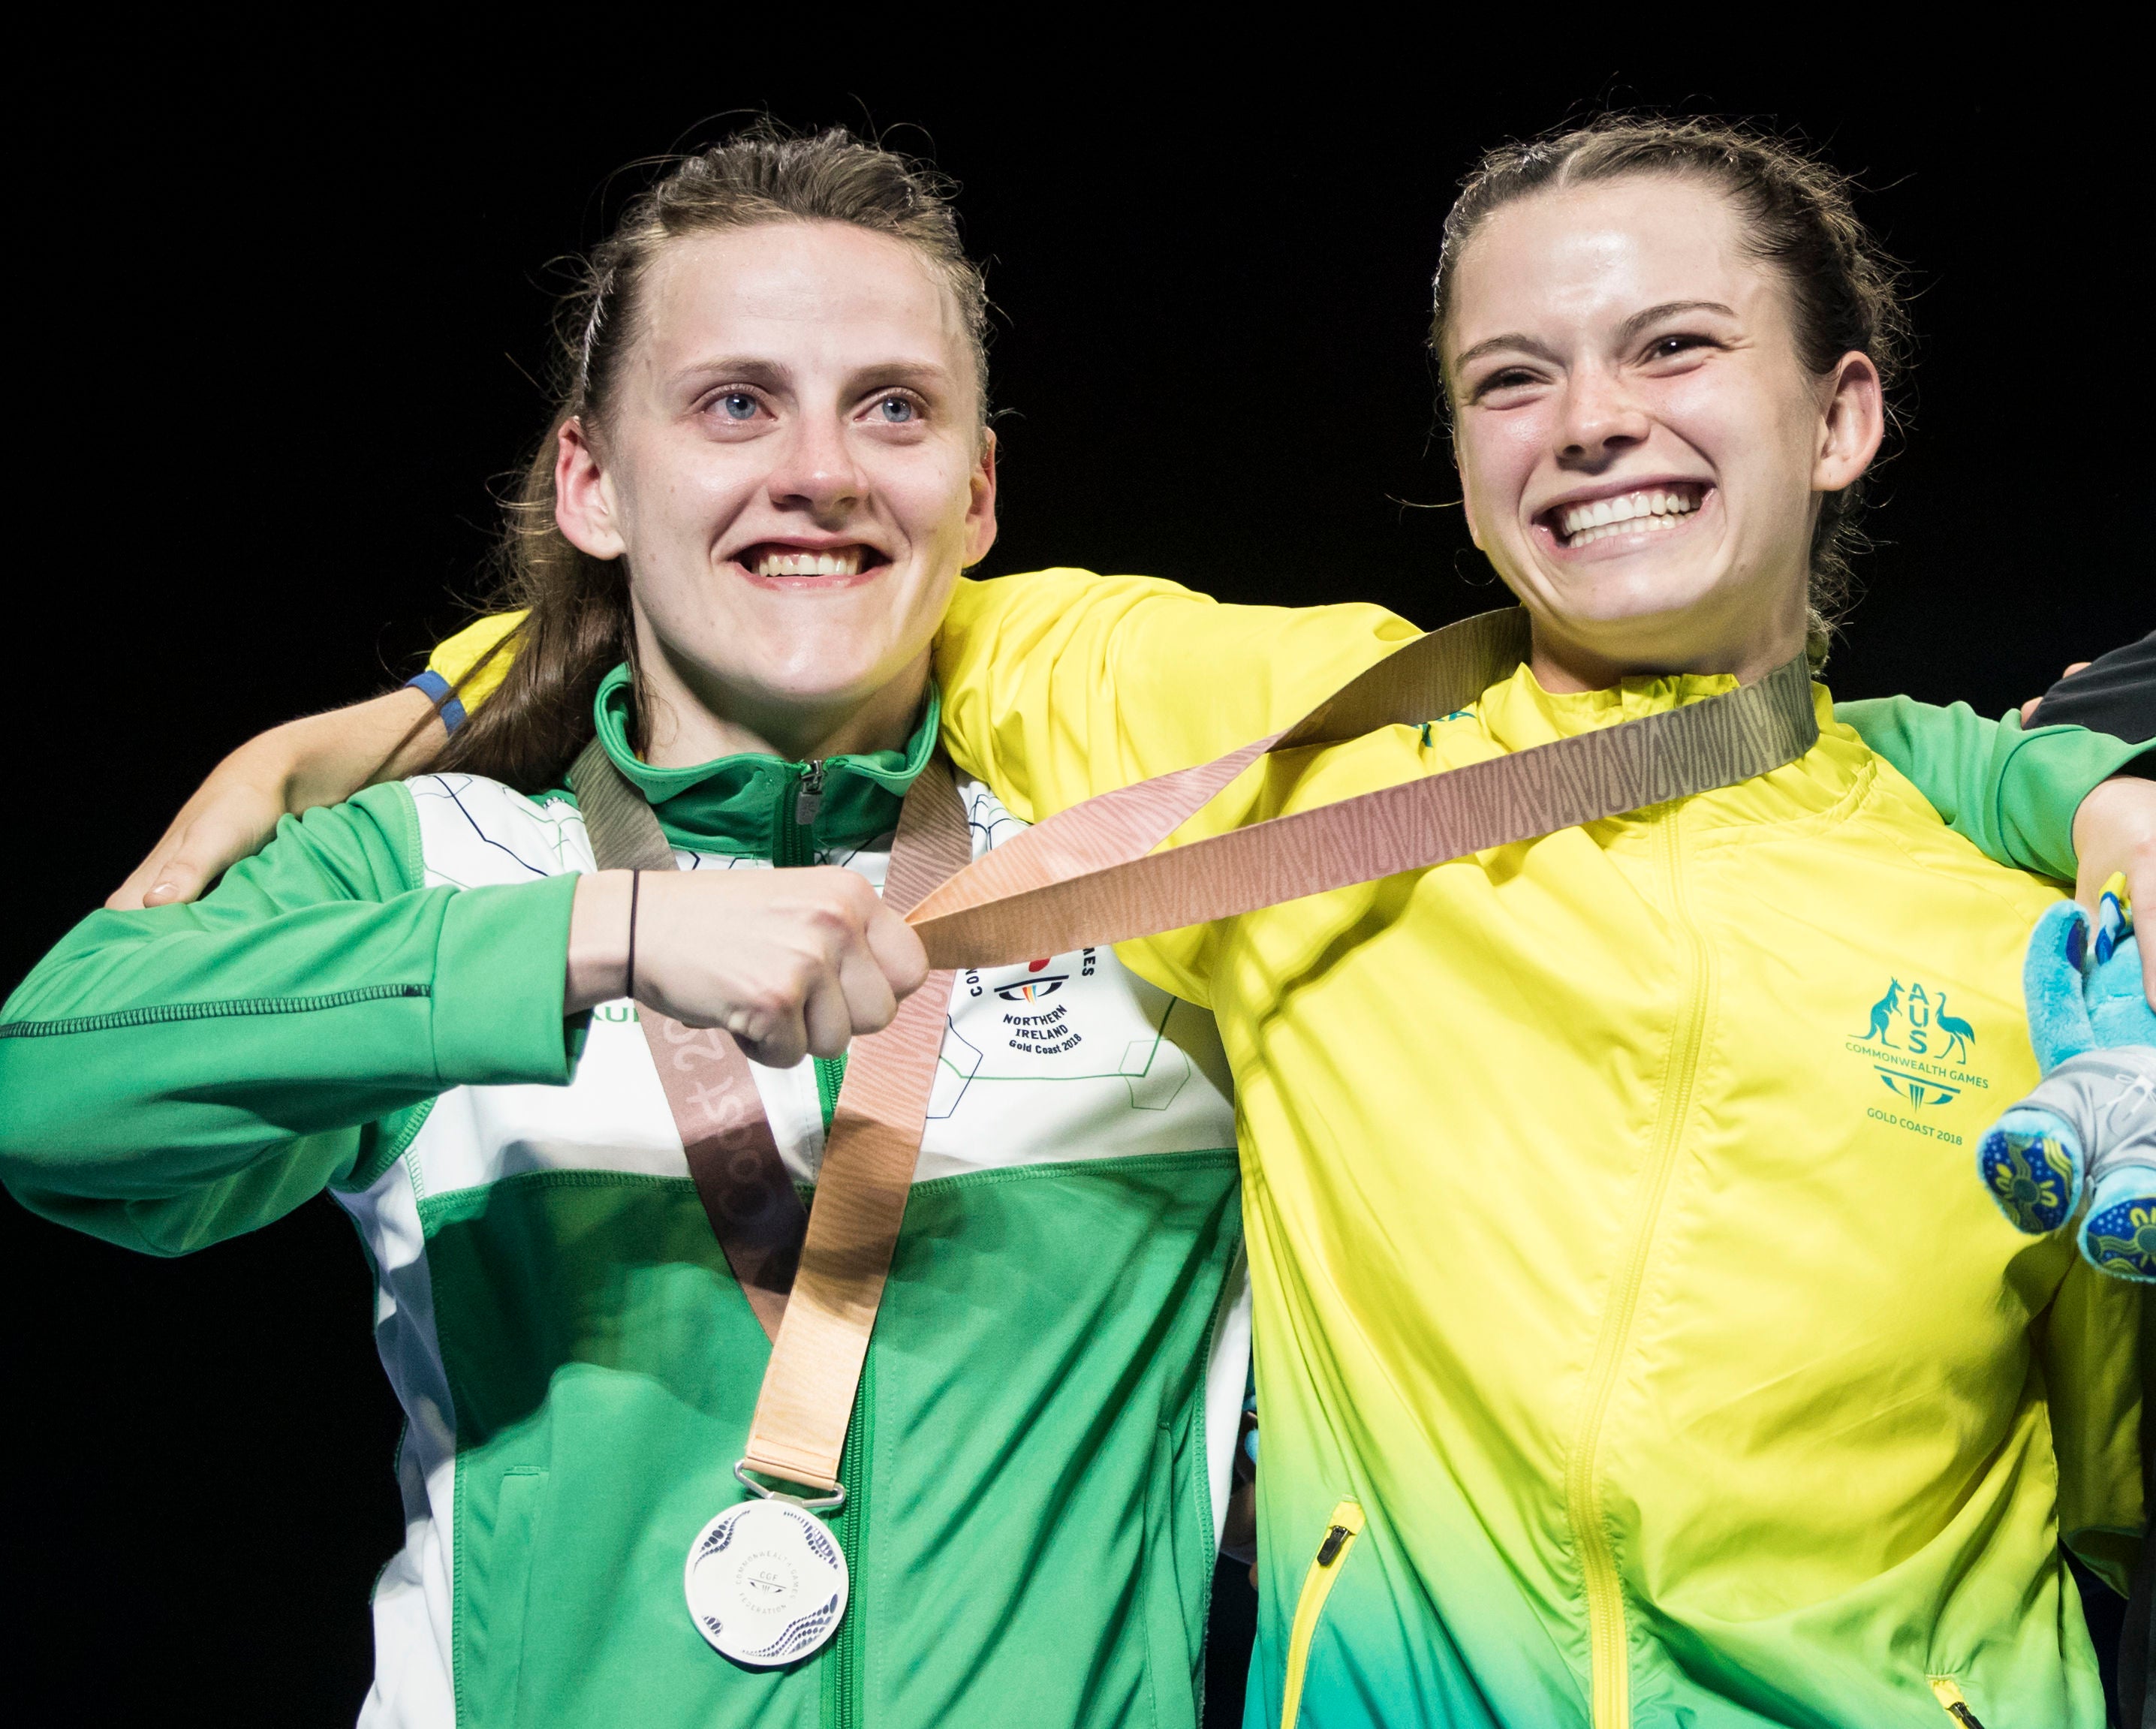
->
xmin=765 ymin=407 xmax=866 ymax=520
xmin=1555 ymin=363 xmax=1651 ymax=468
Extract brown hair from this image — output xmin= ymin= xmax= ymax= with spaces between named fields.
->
xmin=429 ymin=122 xmax=989 ymax=790
xmin=1431 ymin=116 xmax=1909 ymax=666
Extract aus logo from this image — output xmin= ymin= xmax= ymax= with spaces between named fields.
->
xmin=1847 ymin=977 xmax=1986 ymax=1116
xmin=1874 ymin=1071 xmax=1961 ymax=1109
xmin=1850 ymin=978 xmax=1975 ymax=1062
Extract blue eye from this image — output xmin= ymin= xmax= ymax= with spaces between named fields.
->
xmin=875 ymin=396 xmax=917 ymax=423
xmin=718 ymin=393 xmax=757 ymax=420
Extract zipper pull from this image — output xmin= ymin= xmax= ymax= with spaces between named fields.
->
xmin=795 ymin=762 xmax=826 ymax=829
xmin=1314 ymin=1524 xmax=1351 ymax=1567
xmin=1927 ymin=1679 xmax=1988 ymax=1729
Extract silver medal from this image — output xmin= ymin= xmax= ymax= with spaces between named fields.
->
xmin=684 ymin=1497 xmax=848 ymax=1667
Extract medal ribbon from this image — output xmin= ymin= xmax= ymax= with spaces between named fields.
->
xmin=571 ymin=742 xmax=971 ymax=1496
xmin=571 ymin=738 xmax=808 ymax=1340
xmin=574 ymin=607 xmax=1820 ymax=1495
xmin=906 ymin=606 xmax=1819 ymax=968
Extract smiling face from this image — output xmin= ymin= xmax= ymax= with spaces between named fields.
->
xmin=1444 ymin=173 xmax=1881 ymax=689
xmin=554 ymin=220 xmax=995 ymax=764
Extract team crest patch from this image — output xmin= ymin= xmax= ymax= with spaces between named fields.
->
xmin=993 ymin=958 xmax=1070 ymax=1006
xmin=963 ymin=952 xmax=1101 ymax=1053
xmin=930 ymin=947 xmax=1200 ymax=1121
xmin=1847 ymin=977 xmax=1989 ymax=1143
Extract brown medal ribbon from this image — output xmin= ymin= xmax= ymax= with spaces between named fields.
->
xmin=570 ymin=737 xmax=807 ymax=1340
xmin=906 ymin=607 xmax=1817 ymax=968
xmin=570 ymin=741 xmax=971 ymax=1493
xmin=571 ymin=607 xmax=1818 ymax=1494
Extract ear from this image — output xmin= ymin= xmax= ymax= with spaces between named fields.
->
xmin=555 ymin=416 xmax=628 ymax=560
xmin=1813 ymin=351 xmax=1885 ymax=496
xmin=962 ymin=426 xmax=1000 ymax=567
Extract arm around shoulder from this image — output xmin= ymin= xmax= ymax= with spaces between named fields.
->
xmin=933 ymin=569 xmax=1421 ymax=821
xmin=108 ymin=610 xmax=534 ymax=911
xmin=1837 ymin=694 xmax=2149 ymax=884
xmin=109 ymin=685 xmax=450 ymax=911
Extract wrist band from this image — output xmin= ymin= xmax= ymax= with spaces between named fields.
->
xmin=625 ymin=869 xmax=641 ymax=1002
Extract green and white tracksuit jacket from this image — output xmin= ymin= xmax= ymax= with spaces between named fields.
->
xmin=0 ymin=676 xmax=1246 ymax=1729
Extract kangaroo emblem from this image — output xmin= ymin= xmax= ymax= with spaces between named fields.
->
xmin=1855 ymin=980 xmax=1902 ymax=1044
xmin=1933 ymin=993 xmax=1975 ymax=1064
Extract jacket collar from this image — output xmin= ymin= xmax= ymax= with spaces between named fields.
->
xmin=588 ymin=663 xmax=940 ymax=857
xmin=1473 ymin=661 xmax=1860 ymax=839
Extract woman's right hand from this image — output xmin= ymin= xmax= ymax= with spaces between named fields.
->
xmin=566 ymin=869 xmax=930 ymax=1069
xmin=109 ymin=688 xmax=447 ymax=911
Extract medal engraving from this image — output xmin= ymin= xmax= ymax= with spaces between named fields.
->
xmin=684 ymin=1499 xmax=848 ymax=1667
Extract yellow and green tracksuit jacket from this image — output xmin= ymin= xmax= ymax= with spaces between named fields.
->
xmin=924 ymin=571 xmax=2150 ymax=1729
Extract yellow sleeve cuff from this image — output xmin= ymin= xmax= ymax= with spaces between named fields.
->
xmin=425 ymin=610 xmax=527 ymax=715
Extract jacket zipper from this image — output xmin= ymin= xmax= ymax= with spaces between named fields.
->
xmin=794 ymin=760 xmax=827 ymax=830
xmin=787 ymin=759 xmax=866 ymax=1729
xmin=776 ymin=763 xmax=849 ymax=1125
xmin=1278 ymin=1500 xmax=1364 ymax=1729
xmin=1564 ymin=812 xmax=1714 ymax=1729
xmin=820 ymin=1350 xmax=875 ymax=1729
xmin=775 ymin=761 xmax=821 ymax=869
xmin=815 ymin=1053 xmax=847 ymax=1132
xmin=1928 ymin=1678 xmax=1989 ymax=1727
xmin=0 ymin=981 xmax=430 ymax=1039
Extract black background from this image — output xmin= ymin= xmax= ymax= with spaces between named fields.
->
xmin=6 ymin=31 xmax=2148 ymax=1724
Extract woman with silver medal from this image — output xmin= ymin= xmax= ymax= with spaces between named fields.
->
xmin=0 ymin=131 xmax=1254 ymax=1724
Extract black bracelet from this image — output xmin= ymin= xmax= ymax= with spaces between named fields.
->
xmin=625 ymin=869 xmax=641 ymax=1002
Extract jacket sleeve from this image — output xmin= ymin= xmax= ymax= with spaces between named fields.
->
xmin=2026 ymin=633 xmax=2156 ymax=746
xmin=932 ymin=571 xmax=1420 ymax=1002
xmin=0 ymin=782 xmax=580 ymax=1256
xmin=412 ymin=609 xmax=528 ymax=726
xmin=1835 ymin=697 xmax=2151 ymax=884
xmin=934 ymin=569 xmax=1419 ymax=824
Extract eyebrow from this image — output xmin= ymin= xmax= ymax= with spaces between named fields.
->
xmin=1615 ymin=300 xmax=1736 ymax=345
xmin=1450 ymin=300 xmax=1739 ymax=374
xmin=667 ymin=355 xmax=790 ymax=394
xmin=666 ymin=356 xmax=959 ymax=398
xmin=843 ymin=360 xmax=956 ymax=395
xmin=1452 ymin=332 xmax=1559 ymax=373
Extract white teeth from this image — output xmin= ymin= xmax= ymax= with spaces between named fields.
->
xmin=1555 ymin=488 xmax=1700 ymax=544
xmin=751 ymin=547 xmax=866 ymax=578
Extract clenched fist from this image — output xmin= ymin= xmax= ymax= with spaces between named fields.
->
xmin=566 ymin=867 xmax=929 ymax=1069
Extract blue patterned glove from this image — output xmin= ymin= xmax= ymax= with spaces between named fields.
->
xmin=1977 ymin=877 xmax=2156 ymax=1279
